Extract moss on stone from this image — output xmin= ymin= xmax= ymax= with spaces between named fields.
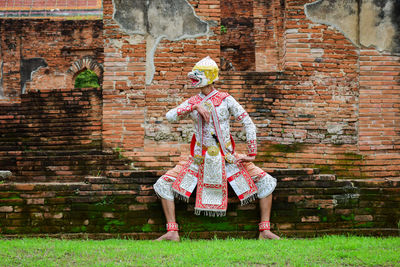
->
xmin=141 ymin=224 xmax=153 ymax=233
xmin=243 ymin=224 xmax=257 ymax=231
xmin=340 ymin=214 xmax=355 ymax=221
xmin=71 ymin=226 xmax=87 ymax=233
xmin=311 ymin=164 xmax=335 ymax=174
xmin=354 ymin=222 xmax=374 ymax=228
xmin=364 ymin=208 xmax=373 ymax=213
xmin=270 ymin=143 xmax=304 ymax=153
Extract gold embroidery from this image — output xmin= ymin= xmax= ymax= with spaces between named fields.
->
xmin=207 ymin=146 xmax=220 ymax=156
xmin=224 ymin=153 xmax=236 ymax=164
xmin=193 ymin=155 xmax=204 ymax=165
xmin=225 ymin=141 xmax=232 ymax=148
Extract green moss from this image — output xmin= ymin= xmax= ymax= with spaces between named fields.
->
xmin=141 ymin=224 xmax=153 ymax=233
xmin=31 ymin=227 xmax=40 ymax=233
xmin=270 ymin=143 xmax=304 ymax=153
xmin=243 ymin=225 xmax=257 ymax=231
xmin=340 ymin=214 xmax=355 ymax=221
xmin=95 ymin=196 xmax=115 ymax=206
xmin=130 ymin=225 xmax=143 ymax=232
xmin=255 ymin=152 xmax=277 ymax=162
xmin=343 ymin=152 xmax=364 ymax=160
xmin=0 ymin=196 xmax=21 ymax=200
xmin=176 ymin=214 xmax=238 ymax=232
xmin=71 ymin=226 xmax=82 ymax=233
xmin=364 ymin=208 xmax=373 ymax=213
xmin=354 ymin=222 xmax=374 ymax=228
xmin=70 ymin=225 xmax=88 ymax=233
xmin=104 ymin=220 xmax=125 ymax=233
xmin=311 ymin=164 xmax=335 ymax=174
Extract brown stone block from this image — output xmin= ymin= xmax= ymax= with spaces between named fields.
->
xmin=354 ymin=215 xmax=373 ymax=222
xmin=26 ymin=198 xmax=45 ymax=205
xmin=44 ymin=213 xmax=63 ymax=219
xmin=0 ymin=206 xmax=13 ymax=212
xmin=128 ymin=204 xmax=148 ymax=211
xmin=136 ymin=196 xmax=158 ymax=203
xmin=14 ymin=184 xmax=35 ymax=191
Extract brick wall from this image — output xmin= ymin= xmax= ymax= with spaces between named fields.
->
xmin=102 ymin=0 xmax=220 ymax=161
xmin=0 ymin=88 xmax=126 ymax=182
xmin=101 ymin=0 xmax=399 ymax=180
xmin=0 ymin=168 xmax=398 ymax=237
xmin=0 ymin=19 xmax=103 ymax=100
xmin=220 ymin=0 xmax=285 ymax=71
xmin=220 ymin=0 xmax=255 ymax=71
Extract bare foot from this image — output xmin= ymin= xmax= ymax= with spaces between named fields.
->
xmin=155 ymin=231 xmax=180 ymax=242
xmin=259 ymin=230 xmax=280 ymax=240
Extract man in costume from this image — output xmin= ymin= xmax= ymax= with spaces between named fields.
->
xmin=154 ymin=56 xmax=279 ymax=241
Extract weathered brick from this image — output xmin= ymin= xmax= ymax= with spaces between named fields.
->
xmin=0 ymin=206 xmax=13 ymax=212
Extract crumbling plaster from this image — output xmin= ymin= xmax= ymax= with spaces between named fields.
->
xmin=112 ymin=0 xmax=209 ymax=85
xmin=305 ymin=0 xmax=400 ymax=53
xmin=20 ymin=58 xmax=48 ymax=94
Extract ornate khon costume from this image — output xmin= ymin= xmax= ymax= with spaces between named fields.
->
xmin=154 ymin=57 xmax=277 ymax=219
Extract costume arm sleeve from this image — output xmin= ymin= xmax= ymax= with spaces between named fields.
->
xmin=165 ymin=99 xmax=194 ymax=123
xmin=227 ymin=96 xmax=257 ymax=156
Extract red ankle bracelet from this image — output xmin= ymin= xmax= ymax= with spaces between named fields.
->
xmin=166 ymin=222 xmax=179 ymax=232
xmin=258 ymin=221 xmax=270 ymax=231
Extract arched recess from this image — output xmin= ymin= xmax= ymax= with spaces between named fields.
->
xmin=66 ymin=57 xmax=103 ymax=88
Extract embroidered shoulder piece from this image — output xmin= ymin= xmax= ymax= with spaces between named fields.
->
xmin=187 ymin=91 xmax=230 ymax=107
xmin=210 ymin=91 xmax=230 ymax=106
xmin=188 ymin=95 xmax=202 ymax=105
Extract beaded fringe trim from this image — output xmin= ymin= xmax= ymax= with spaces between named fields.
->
xmin=195 ymin=209 xmax=227 ymax=217
xmin=240 ymin=193 xmax=257 ymax=206
xmin=173 ymin=191 xmax=190 ymax=203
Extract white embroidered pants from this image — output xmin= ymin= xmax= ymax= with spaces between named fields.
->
xmin=154 ymin=159 xmax=277 ymax=201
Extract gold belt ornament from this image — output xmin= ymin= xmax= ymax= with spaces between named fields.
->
xmin=207 ymin=145 xmax=220 ymax=156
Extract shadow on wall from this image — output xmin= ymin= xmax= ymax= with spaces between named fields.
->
xmin=20 ymin=58 xmax=48 ymax=94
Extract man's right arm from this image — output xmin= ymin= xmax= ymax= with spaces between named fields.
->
xmin=165 ymin=99 xmax=194 ymax=123
xmin=165 ymin=96 xmax=210 ymax=123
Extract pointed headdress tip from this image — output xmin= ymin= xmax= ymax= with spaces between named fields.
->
xmin=192 ymin=56 xmax=219 ymax=84
xmin=193 ymin=56 xmax=219 ymax=70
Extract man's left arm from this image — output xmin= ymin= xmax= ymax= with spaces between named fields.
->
xmin=226 ymin=96 xmax=257 ymax=162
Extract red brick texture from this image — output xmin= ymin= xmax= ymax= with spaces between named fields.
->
xmin=0 ymin=168 xmax=398 ymax=237
xmin=220 ymin=0 xmax=255 ymax=71
xmin=118 ymin=0 xmax=399 ymax=180
xmin=0 ymin=19 xmax=103 ymax=101
xmin=220 ymin=0 xmax=284 ymax=71
xmin=101 ymin=0 xmax=220 ymax=157
xmin=0 ymin=88 xmax=128 ymax=182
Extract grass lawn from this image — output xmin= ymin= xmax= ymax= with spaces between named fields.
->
xmin=0 ymin=235 xmax=399 ymax=266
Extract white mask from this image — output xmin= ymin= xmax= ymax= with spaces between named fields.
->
xmin=187 ymin=69 xmax=209 ymax=88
